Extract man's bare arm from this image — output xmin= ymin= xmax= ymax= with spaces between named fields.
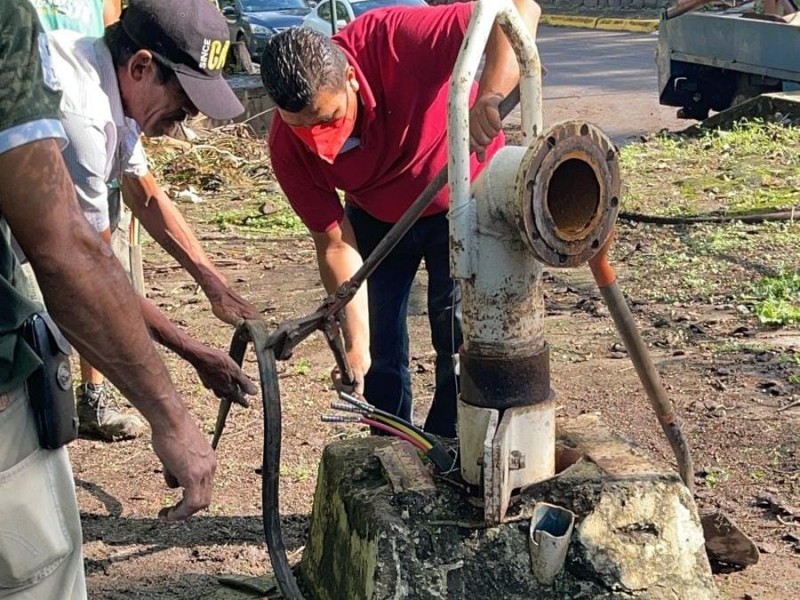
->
xmin=0 ymin=139 xmax=215 ymax=521
xmin=137 ymin=296 xmax=257 ymax=402
xmin=310 ymin=216 xmax=370 ymax=392
xmin=103 ymin=0 xmax=122 ymax=26
xmin=122 ymin=172 xmax=259 ymax=325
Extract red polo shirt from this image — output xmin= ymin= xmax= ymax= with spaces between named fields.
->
xmin=268 ymin=1 xmax=504 ymax=233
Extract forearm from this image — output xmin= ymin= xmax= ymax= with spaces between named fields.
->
xmin=478 ymin=0 xmax=541 ymax=97
xmin=314 ymin=236 xmax=369 ymax=358
xmin=122 ymin=174 xmax=227 ymax=294
xmin=39 ymin=245 xmax=185 ymax=428
xmin=138 ymin=295 xmax=205 ymax=365
xmin=138 ymin=294 xmax=257 ymax=402
xmin=103 ymin=0 xmax=121 ymax=26
xmin=3 ymin=142 xmax=185 ymax=430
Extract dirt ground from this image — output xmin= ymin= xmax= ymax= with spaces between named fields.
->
xmin=69 ymin=122 xmax=800 ymax=600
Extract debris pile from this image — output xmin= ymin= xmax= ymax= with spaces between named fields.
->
xmin=144 ymin=122 xmax=274 ymax=201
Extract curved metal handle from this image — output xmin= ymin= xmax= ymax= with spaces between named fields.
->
xmin=448 ymin=0 xmax=543 ymax=279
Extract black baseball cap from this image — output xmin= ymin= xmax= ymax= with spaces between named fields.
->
xmin=121 ymin=0 xmax=244 ymax=120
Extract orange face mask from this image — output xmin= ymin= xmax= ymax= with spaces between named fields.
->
xmin=289 ymin=90 xmax=357 ymax=164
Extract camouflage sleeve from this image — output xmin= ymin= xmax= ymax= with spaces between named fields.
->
xmin=0 ymin=0 xmax=66 ymax=156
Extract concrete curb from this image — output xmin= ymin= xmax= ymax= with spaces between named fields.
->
xmin=541 ymin=14 xmax=660 ymax=33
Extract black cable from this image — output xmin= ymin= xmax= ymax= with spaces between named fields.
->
xmin=230 ymin=321 xmax=304 ymax=600
xmin=618 ymin=207 xmax=800 ymax=225
xmin=338 ymin=392 xmax=454 ymax=472
xmin=371 ymin=414 xmax=454 ymax=473
xmin=257 ymin=340 xmax=303 ymax=599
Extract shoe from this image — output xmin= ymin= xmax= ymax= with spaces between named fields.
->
xmin=76 ymin=382 xmax=144 ymax=442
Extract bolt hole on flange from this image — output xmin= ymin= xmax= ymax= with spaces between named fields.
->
xmin=546 ymin=158 xmax=600 ymax=240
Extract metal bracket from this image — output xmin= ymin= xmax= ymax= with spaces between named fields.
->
xmin=485 ymin=401 xmax=556 ymax=525
xmin=458 ymin=399 xmax=556 ymax=524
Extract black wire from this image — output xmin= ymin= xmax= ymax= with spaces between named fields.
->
xmin=340 ymin=392 xmax=446 ymax=451
xmin=618 ymin=207 xmax=800 ymax=225
xmin=231 ymin=321 xmax=304 ymax=600
xmin=338 ymin=392 xmax=454 ymax=472
xmin=258 ymin=343 xmax=304 ymax=599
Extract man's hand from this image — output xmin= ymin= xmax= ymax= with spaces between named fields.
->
xmin=188 ymin=343 xmax=258 ymax=405
xmin=469 ymin=93 xmax=504 ymax=162
xmin=331 ymin=347 xmax=371 ymax=396
xmin=151 ymin=410 xmax=217 ymax=521
xmin=206 ymin=285 xmax=261 ymax=327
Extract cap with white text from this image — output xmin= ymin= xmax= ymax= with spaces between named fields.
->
xmin=121 ymin=0 xmax=244 ymax=120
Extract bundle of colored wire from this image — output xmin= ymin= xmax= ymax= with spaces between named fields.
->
xmin=360 ymin=418 xmax=430 ymax=452
xmin=326 ymin=391 xmax=454 ymax=472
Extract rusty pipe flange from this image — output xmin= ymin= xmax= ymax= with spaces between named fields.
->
xmin=516 ymin=121 xmax=620 ymax=268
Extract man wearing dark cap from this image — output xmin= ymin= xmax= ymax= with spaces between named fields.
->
xmin=38 ymin=0 xmax=261 ymax=440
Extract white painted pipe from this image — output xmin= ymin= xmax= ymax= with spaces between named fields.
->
xmin=447 ymin=0 xmax=543 ymax=279
xmin=529 ymin=502 xmax=575 ymax=584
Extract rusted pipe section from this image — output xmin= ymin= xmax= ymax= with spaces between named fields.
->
xmin=589 ymin=237 xmax=695 ymax=492
xmin=457 ymin=122 xmax=621 ymax=522
xmin=518 ymin=121 xmax=620 ymax=268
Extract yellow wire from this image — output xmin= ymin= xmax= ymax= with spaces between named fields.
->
xmin=372 ymin=414 xmax=433 ymax=450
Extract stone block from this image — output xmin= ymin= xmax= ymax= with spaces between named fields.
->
xmin=302 ymin=416 xmax=717 ymax=600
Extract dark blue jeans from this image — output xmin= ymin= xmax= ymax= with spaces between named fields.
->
xmin=346 ymin=205 xmax=461 ymax=437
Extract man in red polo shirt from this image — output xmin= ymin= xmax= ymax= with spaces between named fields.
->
xmin=261 ymin=0 xmax=540 ymax=437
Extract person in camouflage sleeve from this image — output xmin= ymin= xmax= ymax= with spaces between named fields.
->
xmin=0 ymin=3 xmax=217 ymax=598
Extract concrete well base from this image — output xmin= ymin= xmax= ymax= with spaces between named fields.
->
xmin=301 ymin=414 xmax=716 ymax=600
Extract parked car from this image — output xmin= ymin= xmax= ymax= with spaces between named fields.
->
xmin=219 ymin=0 xmax=313 ymax=61
xmin=302 ymin=0 xmax=427 ymax=37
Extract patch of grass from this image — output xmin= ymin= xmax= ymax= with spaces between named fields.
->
xmin=293 ymin=358 xmax=311 ymax=377
xmin=620 ymin=217 xmax=800 ymax=307
xmin=703 ymin=466 xmax=730 ymax=489
xmin=211 ymin=192 xmax=306 ymax=237
xmin=620 ymin=119 xmax=800 ymax=217
xmin=709 ymin=341 xmax=748 ymax=354
xmin=749 ymin=271 xmax=800 ymax=326
xmin=279 ymin=464 xmax=315 ymax=482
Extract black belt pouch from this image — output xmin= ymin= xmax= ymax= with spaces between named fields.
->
xmin=22 ymin=312 xmax=78 ymax=449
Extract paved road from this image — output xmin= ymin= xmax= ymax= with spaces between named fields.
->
xmin=515 ymin=26 xmax=690 ymax=143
